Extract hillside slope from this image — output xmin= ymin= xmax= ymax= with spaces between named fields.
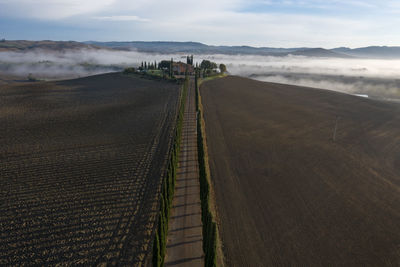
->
xmin=201 ymin=76 xmax=400 ymax=266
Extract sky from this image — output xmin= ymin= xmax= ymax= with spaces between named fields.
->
xmin=1 ymin=0 xmax=400 ymax=48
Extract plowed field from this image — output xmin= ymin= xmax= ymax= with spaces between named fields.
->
xmin=201 ymin=76 xmax=400 ymax=266
xmin=0 ymin=73 xmax=180 ymax=266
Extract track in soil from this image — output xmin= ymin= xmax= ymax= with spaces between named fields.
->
xmin=201 ymin=76 xmax=400 ymax=267
xmin=0 ymin=73 xmax=180 ymax=266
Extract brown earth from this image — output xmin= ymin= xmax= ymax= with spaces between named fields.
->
xmin=201 ymin=76 xmax=400 ymax=266
xmin=0 ymin=73 xmax=180 ymax=265
xmin=0 ymin=74 xmax=29 ymax=85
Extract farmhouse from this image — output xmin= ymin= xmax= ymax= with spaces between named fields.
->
xmin=172 ymin=62 xmax=194 ymax=75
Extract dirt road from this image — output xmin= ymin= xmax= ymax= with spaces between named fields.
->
xmin=165 ymin=79 xmax=204 ymax=266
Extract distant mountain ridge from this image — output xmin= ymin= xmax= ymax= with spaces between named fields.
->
xmin=290 ymin=48 xmax=350 ymax=58
xmin=2 ymin=40 xmax=400 ymax=58
xmin=86 ymin=41 xmax=400 ymax=58
xmin=85 ymin=41 xmax=338 ymax=57
xmin=0 ymin=40 xmax=101 ymax=52
xmin=331 ymin=46 xmax=400 ymax=59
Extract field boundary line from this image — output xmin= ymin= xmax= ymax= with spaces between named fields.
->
xmin=196 ymin=73 xmax=225 ymax=267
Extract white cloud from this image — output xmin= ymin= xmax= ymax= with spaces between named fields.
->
xmin=135 ymin=11 xmax=378 ymax=47
xmin=93 ymin=16 xmax=149 ymax=22
xmin=258 ymin=0 xmax=377 ymax=10
xmin=0 ymin=0 xmax=116 ymax=19
xmin=0 ymin=0 xmax=241 ymax=20
xmin=2 ymin=0 xmax=400 ymax=47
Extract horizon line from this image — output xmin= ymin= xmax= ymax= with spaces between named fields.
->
xmin=3 ymin=39 xmax=400 ymax=50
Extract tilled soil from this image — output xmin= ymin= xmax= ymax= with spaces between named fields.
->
xmin=201 ymin=76 xmax=400 ymax=267
xmin=0 ymin=73 xmax=180 ymax=266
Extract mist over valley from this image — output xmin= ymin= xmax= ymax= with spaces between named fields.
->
xmin=2 ymin=41 xmax=400 ymax=100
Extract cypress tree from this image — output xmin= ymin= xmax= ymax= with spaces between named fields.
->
xmin=170 ymin=58 xmax=173 ymax=78
xmin=153 ymin=231 xmax=161 ymax=267
xmin=158 ymin=209 xmax=166 ymax=265
xmin=195 ymin=70 xmax=198 ymax=92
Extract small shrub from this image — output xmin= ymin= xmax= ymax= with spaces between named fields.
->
xmin=27 ymin=73 xmax=38 ymax=82
xmin=123 ymin=67 xmax=136 ymax=74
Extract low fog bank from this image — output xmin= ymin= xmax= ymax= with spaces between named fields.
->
xmin=0 ymin=62 xmax=122 ymax=80
xmin=197 ymin=53 xmax=400 ymax=100
xmin=205 ymin=54 xmax=400 ymax=100
xmin=250 ymin=73 xmax=400 ymax=100
xmin=0 ymin=49 xmax=188 ymax=80
xmin=2 ymin=49 xmax=400 ymax=100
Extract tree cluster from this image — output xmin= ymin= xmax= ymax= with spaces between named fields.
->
xmin=200 ymin=60 xmax=218 ymax=70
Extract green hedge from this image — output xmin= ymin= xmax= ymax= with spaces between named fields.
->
xmin=152 ymin=77 xmax=188 ymax=267
xmin=195 ymin=72 xmax=217 ymax=267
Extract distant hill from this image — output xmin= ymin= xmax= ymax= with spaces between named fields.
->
xmin=85 ymin=41 xmax=345 ymax=57
xmin=85 ymin=41 xmax=210 ymax=53
xmin=85 ymin=41 xmax=303 ymax=55
xmin=289 ymin=48 xmax=350 ymax=58
xmin=331 ymin=46 xmax=400 ymax=59
xmin=0 ymin=40 xmax=101 ymax=52
xmin=2 ymin=40 xmax=400 ymax=59
xmin=87 ymin=41 xmax=400 ymax=58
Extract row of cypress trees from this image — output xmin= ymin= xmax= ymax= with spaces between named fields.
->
xmin=195 ymin=72 xmax=218 ymax=267
xmin=152 ymin=77 xmax=188 ymax=267
xmin=140 ymin=61 xmax=159 ymax=70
